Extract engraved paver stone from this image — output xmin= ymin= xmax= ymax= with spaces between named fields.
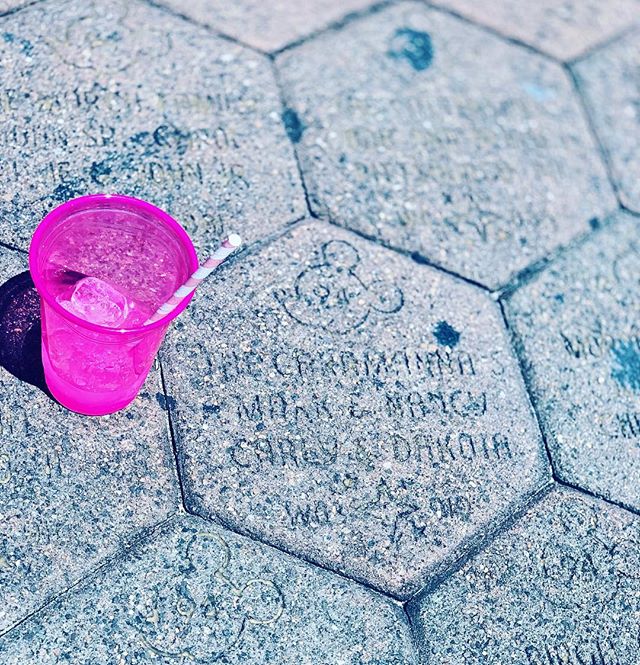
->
xmin=276 ymin=2 xmax=616 ymax=290
xmin=0 ymin=248 xmax=180 ymax=634
xmin=574 ymin=29 xmax=640 ymax=212
xmin=410 ymin=488 xmax=640 ymax=664
xmin=0 ymin=515 xmax=417 ymax=664
xmin=161 ymin=221 xmax=549 ymax=598
xmin=158 ymin=0 xmax=374 ymax=53
xmin=430 ymin=0 xmax=640 ymax=61
xmin=505 ymin=212 xmax=640 ymax=510
xmin=0 ymin=0 xmax=304 ymax=250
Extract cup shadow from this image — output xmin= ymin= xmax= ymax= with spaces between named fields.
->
xmin=0 ymin=270 xmax=51 ymax=396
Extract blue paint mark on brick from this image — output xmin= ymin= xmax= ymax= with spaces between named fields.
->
xmin=611 ymin=341 xmax=640 ymax=392
xmin=282 ymin=108 xmax=304 ymax=144
xmin=433 ymin=320 xmax=460 ymax=347
xmin=3 ymin=32 xmax=33 ymax=55
xmin=388 ymin=28 xmax=433 ymax=72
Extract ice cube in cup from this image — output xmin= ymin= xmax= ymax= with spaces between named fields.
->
xmin=58 ymin=276 xmax=130 ymax=327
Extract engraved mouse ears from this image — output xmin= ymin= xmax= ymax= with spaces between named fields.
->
xmin=321 ymin=240 xmax=360 ymax=270
xmin=235 ymin=579 xmax=284 ymax=626
xmin=553 ymin=499 xmax=599 ymax=535
xmin=612 ymin=533 xmax=640 ymax=579
xmin=612 ymin=241 xmax=640 ymax=287
xmin=184 ymin=532 xmax=231 ymax=577
xmin=184 ymin=532 xmax=284 ymax=626
xmin=368 ymin=279 xmax=404 ymax=314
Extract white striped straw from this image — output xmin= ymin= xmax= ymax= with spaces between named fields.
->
xmin=144 ymin=233 xmax=242 ymax=325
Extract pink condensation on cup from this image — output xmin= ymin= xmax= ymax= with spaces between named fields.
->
xmin=29 ymin=194 xmax=198 ymax=416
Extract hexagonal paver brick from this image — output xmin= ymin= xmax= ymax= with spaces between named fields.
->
xmin=276 ymin=2 xmax=616 ymax=291
xmin=161 ymin=221 xmax=549 ymax=598
xmin=0 ymin=248 xmax=180 ymax=634
xmin=504 ymin=212 xmax=640 ymax=511
xmin=429 ymin=0 xmax=640 ymax=61
xmin=0 ymin=515 xmax=417 ymax=665
xmin=0 ymin=0 xmax=304 ymax=250
xmin=410 ymin=488 xmax=640 ymax=664
xmin=574 ymin=28 xmax=640 ymax=212
xmin=158 ymin=0 xmax=374 ymax=53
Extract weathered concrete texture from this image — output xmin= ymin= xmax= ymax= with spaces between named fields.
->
xmin=0 ymin=248 xmax=180 ymax=635
xmin=505 ymin=212 xmax=640 ymax=511
xmin=574 ymin=28 xmax=640 ymax=212
xmin=0 ymin=1 xmax=28 ymax=14
xmin=410 ymin=488 xmax=640 ymax=664
xmin=161 ymin=221 xmax=549 ymax=598
xmin=158 ymin=0 xmax=374 ymax=53
xmin=0 ymin=0 xmax=305 ymax=250
xmin=429 ymin=0 xmax=640 ymax=61
xmin=276 ymin=2 xmax=616 ymax=290
xmin=0 ymin=515 xmax=417 ymax=665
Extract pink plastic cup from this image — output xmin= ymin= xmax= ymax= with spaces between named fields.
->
xmin=29 ymin=194 xmax=198 ymax=416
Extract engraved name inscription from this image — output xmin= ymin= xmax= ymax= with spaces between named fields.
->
xmin=321 ymin=94 xmax=558 ymax=244
xmin=525 ymin=638 xmax=623 ymax=665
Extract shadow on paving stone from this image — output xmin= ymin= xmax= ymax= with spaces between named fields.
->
xmin=0 ymin=270 xmax=50 ymax=396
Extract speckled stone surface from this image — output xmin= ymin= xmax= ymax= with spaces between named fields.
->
xmin=504 ymin=212 xmax=640 ymax=511
xmin=574 ymin=28 xmax=640 ymax=212
xmin=161 ymin=221 xmax=549 ymax=598
xmin=0 ymin=248 xmax=180 ymax=635
xmin=0 ymin=1 xmax=27 ymax=13
xmin=276 ymin=2 xmax=616 ymax=290
xmin=0 ymin=514 xmax=417 ymax=665
xmin=410 ymin=488 xmax=640 ymax=664
xmin=0 ymin=0 xmax=305 ymax=250
xmin=430 ymin=0 xmax=640 ymax=61
xmin=158 ymin=0 xmax=374 ymax=53
xmin=0 ymin=0 xmax=638 ymax=658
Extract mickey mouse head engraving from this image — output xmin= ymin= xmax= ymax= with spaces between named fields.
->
xmin=613 ymin=535 xmax=640 ymax=580
xmin=274 ymin=240 xmax=404 ymax=334
xmin=531 ymin=501 xmax=618 ymax=610
xmin=130 ymin=533 xmax=284 ymax=662
xmin=48 ymin=1 xmax=170 ymax=72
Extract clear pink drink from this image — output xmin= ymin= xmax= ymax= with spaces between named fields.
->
xmin=29 ymin=195 xmax=198 ymax=416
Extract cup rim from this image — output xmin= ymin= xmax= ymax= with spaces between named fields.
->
xmin=29 ymin=193 xmax=199 ymax=336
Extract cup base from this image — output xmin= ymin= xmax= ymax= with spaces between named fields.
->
xmin=43 ymin=350 xmax=138 ymax=416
